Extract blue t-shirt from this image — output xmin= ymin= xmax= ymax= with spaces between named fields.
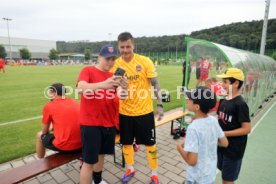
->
xmin=184 ymin=115 xmax=224 ymax=183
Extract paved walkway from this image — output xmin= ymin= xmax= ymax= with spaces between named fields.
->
xmin=215 ymin=98 xmax=276 ymax=184
xmin=0 ymin=118 xmax=188 ymax=184
xmin=1 ymin=96 xmax=275 ymax=184
xmin=236 ymin=101 xmax=276 ymax=184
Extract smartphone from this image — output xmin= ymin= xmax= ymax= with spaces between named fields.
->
xmin=114 ymin=67 xmax=126 ymax=76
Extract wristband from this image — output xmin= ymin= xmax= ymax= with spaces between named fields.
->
xmin=157 ymin=104 xmax=163 ymax=108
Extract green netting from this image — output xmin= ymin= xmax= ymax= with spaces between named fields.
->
xmin=183 ymin=37 xmax=276 ymax=115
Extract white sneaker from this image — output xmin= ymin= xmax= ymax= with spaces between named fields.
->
xmin=92 ymin=180 xmax=108 ymax=184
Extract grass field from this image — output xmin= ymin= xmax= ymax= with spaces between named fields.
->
xmin=0 ymin=65 xmax=185 ymax=163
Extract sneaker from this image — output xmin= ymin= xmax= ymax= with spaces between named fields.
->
xmin=92 ymin=180 xmax=108 ymax=184
xmin=151 ymin=175 xmax=160 ymax=184
xmin=121 ymin=169 xmax=135 ymax=183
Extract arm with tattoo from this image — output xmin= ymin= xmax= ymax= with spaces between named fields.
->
xmin=150 ymin=77 xmax=164 ymax=120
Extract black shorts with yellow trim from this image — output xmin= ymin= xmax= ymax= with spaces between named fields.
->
xmin=119 ymin=112 xmax=156 ymax=146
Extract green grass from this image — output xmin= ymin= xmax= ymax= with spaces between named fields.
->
xmin=0 ymin=120 xmax=41 ymax=163
xmin=0 ymin=66 xmax=83 ymax=123
xmin=0 ymin=65 xmax=185 ymax=163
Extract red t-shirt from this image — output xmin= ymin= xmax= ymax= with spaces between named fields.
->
xmin=42 ymin=98 xmax=81 ymax=151
xmin=210 ymin=82 xmax=226 ymax=111
xmin=0 ymin=59 xmax=5 ymax=67
xmin=200 ymin=59 xmax=212 ymax=72
xmin=77 ymin=66 xmax=119 ymax=127
xmin=210 ymin=82 xmax=226 ymax=97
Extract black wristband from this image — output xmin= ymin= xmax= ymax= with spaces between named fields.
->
xmin=157 ymin=104 xmax=163 ymax=108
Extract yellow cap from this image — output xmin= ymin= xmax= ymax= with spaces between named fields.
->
xmin=216 ymin=68 xmax=245 ymax=81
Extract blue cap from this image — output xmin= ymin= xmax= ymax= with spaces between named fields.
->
xmin=99 ymin=45 xmax=118 ymax=58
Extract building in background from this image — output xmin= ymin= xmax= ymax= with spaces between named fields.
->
xmin=0 ymin=36 xmax=56 ymax=59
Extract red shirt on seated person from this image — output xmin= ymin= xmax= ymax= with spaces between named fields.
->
xmin=36 ymin=83 xmax=81 ymax=158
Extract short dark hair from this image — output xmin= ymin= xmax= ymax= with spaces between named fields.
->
xmin=117 ymin=32 xmax=134 ymax=42
xmin=227 ymin=77 xmax=243 ymax=89
xmin=193 ymin=101 xmax=211 ymax=114
xmin=186 ymin=86 xmax=217 ymax=114
xmin=49 ymin=83 xmax=66 ymax=96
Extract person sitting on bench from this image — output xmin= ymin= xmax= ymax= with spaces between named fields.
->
xmin=36 ymin=83 xmax=82 ymax=158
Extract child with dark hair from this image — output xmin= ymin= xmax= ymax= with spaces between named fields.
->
xmin=216 ymin=68 xmax=251 ymax=184
xmin=177 ymin=86 xmax=228 ymax=184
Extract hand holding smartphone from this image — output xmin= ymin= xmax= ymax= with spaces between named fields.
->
xmin=114 ymin=67 xmax=128 ymax=90
xmin=114 ymin=67 xmax=126 ymax=77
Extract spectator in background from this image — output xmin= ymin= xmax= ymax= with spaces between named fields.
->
xmin=0 ymin=57 xmax=6 ymax=73
xmin=205 ymin=78 xmax=227 ymax=111
xmin=205 ymin=78 xmax=226 ymax=97
xmin=196 ymin=56 xmax=212 ymax=87
xmin=182 ymin=59 xmax=191 ymax=89
xmin=36 ymin=83 xmax=81 ymax=158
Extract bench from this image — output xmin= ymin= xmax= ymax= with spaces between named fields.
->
xmin=156 ymin=110 xmax=191 ymax=138
xmin=0 ymin=151 xmax=81 ymax=184
xmin=0 ymin=110 xmax=189 ymax=184
xmin=155 ymin=110 xmax=189 ymax=132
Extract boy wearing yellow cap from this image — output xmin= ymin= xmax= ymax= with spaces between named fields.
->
xmin=216 ymin=68 xmax=251 ymax=184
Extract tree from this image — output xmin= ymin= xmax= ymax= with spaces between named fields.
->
xmin=56 ymin=19 xmax=276 ymax=56
xmin=0 ymin=45 xmax=7 ymax=58
xmin=84 ymin=49 xmax=91 ymax=60
xmin=49 ymin=48 xmax=59 ymax=60
xmin=19 ymin=48 xmax=31 ymax=60
xmin=272 ymin=52 xmax=276 ymax=60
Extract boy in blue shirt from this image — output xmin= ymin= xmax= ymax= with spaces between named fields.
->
xmin=177 ymin=86 xmax=228 ymax=184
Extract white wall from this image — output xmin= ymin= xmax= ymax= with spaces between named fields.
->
xmin=0 ymin=36 xmax=56 ymax=58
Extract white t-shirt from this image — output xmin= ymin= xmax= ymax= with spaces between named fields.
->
xmin=184 ymin=115 xmax=224 ymax=183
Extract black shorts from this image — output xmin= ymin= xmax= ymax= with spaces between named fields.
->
xmin=119 ymin=112 xmax=156 ymax=146
xmin=41 ymin=133 xmax=62 ymax=152
xmin=80 ymin=125 xmax=116 ymax=164
xmin=217 ymin=151 xmax=243 ymax=181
